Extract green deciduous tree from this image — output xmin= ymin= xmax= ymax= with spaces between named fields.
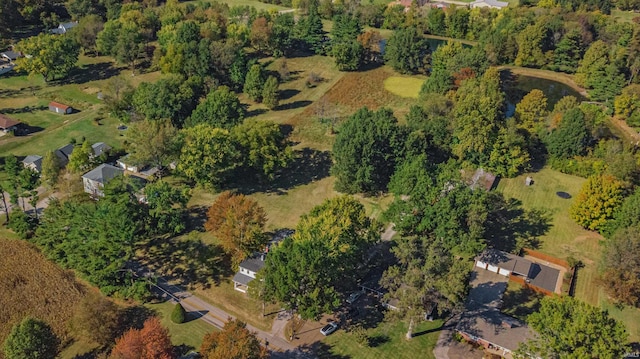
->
xmin=243 ymin=64 xmax=265 ymax=102
xmin=177 ymin=125 xmax=240 ymax=187
xmin=452 ymin=67 xmax=504 ymax=165
xmin=40 ymin=151 xmax=61 ymax=189
xmin=518 ymin=296 xmax=629 ymax=358
xmin=205 ymin=191 xmax=267 ymax=265
xmin=381 ymin=237 xmax=470 ymax=339
xmin=187 ymin=86 xmax=245 ymax=128
xmin=3 ymin=317 xmax=59 ymax=359
xmin=71 ymin=14 xmax=104 ymax=55
xmin=570 ymin=174 xmax=624 ymax=231
xmin=126 ymin=119 xmax=179 ymax=169
xmin=514 ymin=22 xmax=549 ymax=68
xmin=515 ymin=89 xmax=548 ymax=132
xmin=262 ymin=196 xmax=378 ymax=319
xmin=261 ymin=76 xmax=279 ymax=110
xmin=144 ymin=180 xmax=190 ymax=235
xmin=332 ymin=107 xmax=405 ymax=194
xmin=603 ymin=187 xmax=640 ymax=238
xmin=384 ymin=27 xmax=429 ymax=74
xmin=15 ymin=33 xmax=80 ymax=82
xmin=545 ymin=108 xmax=590 ymax=159
xmin=67 ymin=140 xmax=94 ymax=173
xmin=131 ymin=75 xmax=202 ymax=127
xmin=231 ymin=120 xmax=293 ymax=181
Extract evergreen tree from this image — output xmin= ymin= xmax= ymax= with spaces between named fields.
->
xmin=261 ymin=76 xmax=280 ymax=110
xmin=384 ymin=27 xmax=429 ymax=74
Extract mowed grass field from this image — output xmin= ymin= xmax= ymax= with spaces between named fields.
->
xmin=497 ymin=168 xmax=640 ymax=341
xmin=0 ymin=56 xmax=132 ymax=157
xmin=322 ymin=319 xmax=444 ymax=359
xmin=383 ymin=76 xmax=425 ymax=98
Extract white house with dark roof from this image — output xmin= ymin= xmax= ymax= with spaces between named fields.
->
xmin=82 ymin=163 xmax=124 ymax=197
xmin=50 ymin=21 xmax=78 ymax=34
xmin=22 ymin=155 xmax=43 ymax=173
xmin=470 ymin=0 xmax=509 ymax=9
xmin=232 ymin=254 xmax=266 ymax=293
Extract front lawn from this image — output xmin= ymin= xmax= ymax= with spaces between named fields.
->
xmin=322 ymin=319 xmax=443 ymax=359
xmin=147 ymin=301 xmax=216 ymax=351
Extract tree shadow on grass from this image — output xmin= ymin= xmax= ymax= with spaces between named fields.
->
xmin=280 ymin=89 xmax=300 ymax=100
xmin=1 ymin=105 xmax=48 ymax=114
xmin=0 ymin=85 xmax=41 ymax=98
xmin=184 ymin=309 xmax=208 ymax=323
xmin=484 ymin=195 xmax=551 ymax=254
xmin=276 ymin=100 xmax=312 ymax=111
xmin=139 ymin=235 xmax=229 ymax=288
xmin=63 ymin=62 xmax=121 ymax=85
xmin=117 ymin=305 xmax=157 ymax=334
xmin=233 ymin=147 xmax=332 ymax=195
xmin=368 ymin=334 xmax=390 ymax=347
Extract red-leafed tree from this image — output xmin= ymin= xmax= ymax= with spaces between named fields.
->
xmin=200 ymin=319 xmax=268 ymax=359
xmin=110 ymin=317 xmax=175 ymax=359
xmin=452 ymin=67 xmax=475 ymax=88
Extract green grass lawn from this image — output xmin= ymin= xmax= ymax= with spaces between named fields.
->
xmin=383 ymin=76 xmax=425 ymax=98
xmin=196 ymin=0 xmax=288 ymax=11
xmin=322 ymin=319 xmax=443 ymax=359
xmin=147 ymin=301 xmax=216 ymax=350
xmin=612 ymin=9 xmax=639 ymax=23
xmin=497 ymin=167 xmax=640 ymax=342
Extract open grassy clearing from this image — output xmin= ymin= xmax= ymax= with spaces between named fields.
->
xmin=612 ymin=9 xmax=639 ymax=23
xmin=147 ymin=301 xmax=216 ymax=350
xmin=496 ymin=169 xmax=598 ymax=303
xmin=0 ymin=56 xmax=134 ymax=157
xmin=198 ymin=0 xmax=288 ymax=11
xmin=384 ymin=76 xmax=425 ymax=98
xmin=322 ymin=319 xmax=443 ymax=359
xmin=496 ymin=168 xmax=640 ymax=342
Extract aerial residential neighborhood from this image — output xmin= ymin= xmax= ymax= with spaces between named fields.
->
xmin=0 ymin=0 xmax=639 ymax=358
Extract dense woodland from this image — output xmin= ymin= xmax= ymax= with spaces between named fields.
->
xmin=1 ymin=0 xmax=640 ymax=357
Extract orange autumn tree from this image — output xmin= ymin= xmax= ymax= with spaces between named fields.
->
xmin=110 ymin=317 xmax=175 ymax=359
xmin=200 ymin=319 xmax=268 ymax=359
xmin=205 ymin=191 xmax=268 ymax=265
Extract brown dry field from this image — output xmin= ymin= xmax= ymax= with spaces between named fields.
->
xmin=0 ymin=239 xmax=87 ymax=354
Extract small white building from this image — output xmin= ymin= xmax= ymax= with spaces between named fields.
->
xmin=49 ymin=101 xmax=73 ymax=114
xmin=232 ymin=254 xmax=266 ymax=293
xmin=50 ymin=21 xmax=78 ymax=34
xmin=470 ymin=0 xmax=509 ymax=9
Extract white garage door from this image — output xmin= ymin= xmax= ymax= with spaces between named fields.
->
xmin=476 ymin=261 xmax=487 ymax=269
xmin=498 ymin=268 xmax=511 ymax=276
xmin=487 ymin=265 xmax=499 ymax=273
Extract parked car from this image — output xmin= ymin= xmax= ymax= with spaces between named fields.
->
xmin=320 ymin=322 xmax=339 ymax=336
xmin=346 ymin=290 xmax=365 ymax=304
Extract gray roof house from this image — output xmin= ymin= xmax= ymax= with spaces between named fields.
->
xmin=232 ymin=254 xmax=266 ymax=293
xmin=475 ymin=249 xmax=561 ymax=293
xmin=92 ymin=142 xmax=111 ymax=157
xmin=457 ymin=310 xmax=533 ymax=357
xmin=82 ymin=164 xmax=124 ymax=197
xmin=54 ymin=144 xmax=74 ymax=167
xmin=1 ymin=50 xmax=21 ymax=61
xmin=50 ymin=21 xmax=78 ymax=34
xmin=22 ymin=155 xmax=43 ymax=173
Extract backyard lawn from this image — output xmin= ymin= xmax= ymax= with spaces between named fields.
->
xmin=322 ymin=319 xmax=444 ymax=359
xmin=147 ymin=300 xmax=216 ymax=350
xmin=497 ymin=167 xmax=640 ymax=342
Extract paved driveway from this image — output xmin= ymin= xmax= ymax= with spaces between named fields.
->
xmin=466 ymin=269 xmax=509 ymax=311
